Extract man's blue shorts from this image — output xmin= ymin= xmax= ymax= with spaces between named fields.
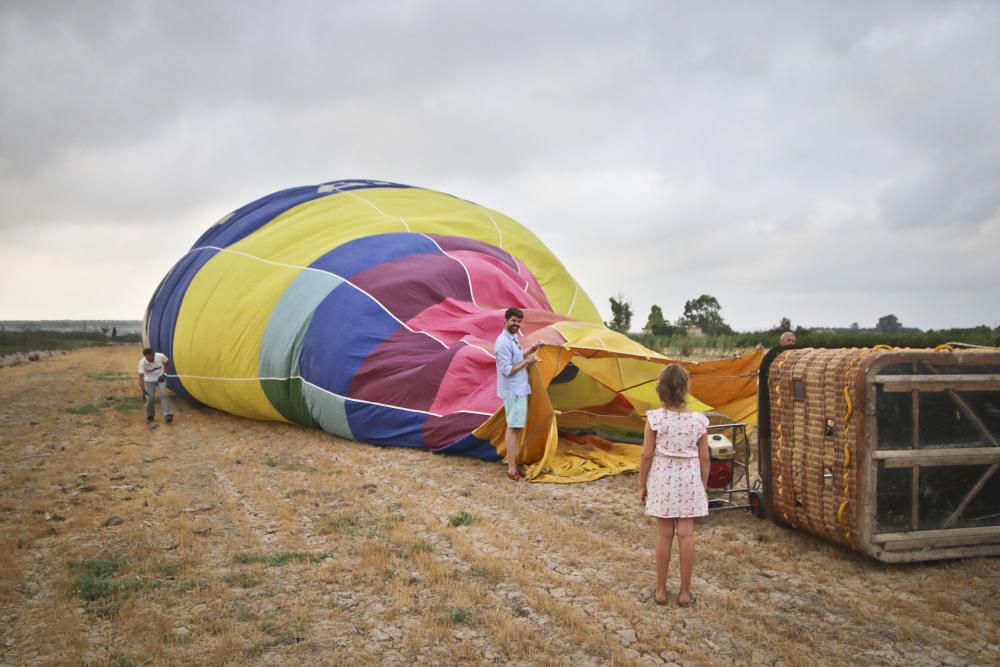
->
xmin=503 ymin=395 xmax=528 ymax=428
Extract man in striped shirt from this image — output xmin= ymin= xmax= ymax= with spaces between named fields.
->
xmin=495 ymin=308 xmax=539 ymax=481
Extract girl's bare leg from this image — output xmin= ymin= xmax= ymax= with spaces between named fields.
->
xmin=655 ymin=518 xmax=675 ymax=603
xmin=676 ymin=517 xmax=695 ymax=605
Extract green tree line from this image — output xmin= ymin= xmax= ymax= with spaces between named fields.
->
xmin=632 ymin=327 xmax=1000 ymax=352
xmin=605 ymin=292 xmax=999 ymax=349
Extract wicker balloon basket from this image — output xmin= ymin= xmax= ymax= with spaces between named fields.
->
xmin=757 ymin=346 xmax=1000 ymax=562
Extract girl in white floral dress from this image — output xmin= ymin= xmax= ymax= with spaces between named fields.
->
xmin=639 ymin=364 xmax=710 ymax=607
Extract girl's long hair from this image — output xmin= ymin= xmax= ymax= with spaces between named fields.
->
xmin=656 ymin=364 xmax=689 ymax=407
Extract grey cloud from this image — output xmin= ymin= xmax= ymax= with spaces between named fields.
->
xmin=878 ymin=151 xmax=1000 ymax=231
xmin=1 ymin=1 xmax=998 ymax=327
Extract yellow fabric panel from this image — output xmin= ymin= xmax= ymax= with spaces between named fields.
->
xmin=555 ymin=411 xmax=645 ymax=433
xmin=549 ymin=324 xmax=758 ymax=417
xmin=472 ymin=346 xmax=565 ymax=471
xmin=227 ymin=194 xmax=406 ymax=267
xmin=567 ymin=355 xmax=713 ymax=414
xmin=531 ymin=438 xmax=642 ymax=483
xmin=173 ymin=251 xmax=291 ymax=421
xmin=528 ymin=414 xmax=562 ymax=481
xmin=547 ymin=368 xmax=618 ymax=410
xmin=471 ymin=316 xmax=762 ymax=484
xmin=690 ymin=347 xmax=764 ymax=376
xmin=174 ymin=196 xmax=407 ymax=417
xmin=499 ymin=366 xmax=644 ymax=484
xmin=470 ymin=410 xmax=507 ymax=457
xmin=548 ymin=325 xmax=762 ymax=416
xmin=687 ymin=349 xmax=764 ymax=409
xmin=518 ymin=363 xmax=556 ymax=467
xmin=621 ymin=379 xmax=662 ymax=414
xmin=552 ymin=321 xmax=670 ymax=360
xmin=431 ymin=312 xmax=750 ymax=483
xmin=543 ymin=326 xmax=668 ymax=428
xmin=472 ymin=342 xmax=721 ymax=482
xmin=548 ymin=320 xmax=721 ymax=410
xmin=568 ymin=356 xmax=641 ymax=401
xmin=709 ymin=394 xmax=759 ymax=427
xmin=239 ymin=187 xmax=601 ymax=322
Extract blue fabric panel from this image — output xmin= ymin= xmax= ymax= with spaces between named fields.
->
xmin=550 ymin=361 xmax=580 ymax=385
xmin=191 ymin=180 xmax=412 ymax=251
xmin=343 ymin=401 xmax=428 ymax=449
xmin=308 ymin=232 xmax=438 ymax=279
xmin=435 ymin=434 xmax=501 ymax=460
xmin=190 ymin=185 xmax=318 ymax=250
xmin=145 ymin=248 xmax=218 ymax=405
xmin=298 ymin=283 xmax=400 ymax=395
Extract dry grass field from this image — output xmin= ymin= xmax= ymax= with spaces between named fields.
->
xmin=1 ymin=346 xmax=998 ymax=666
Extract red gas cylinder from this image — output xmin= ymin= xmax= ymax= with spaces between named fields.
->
xmin=707 ymin=433 xmax=735 ymax=490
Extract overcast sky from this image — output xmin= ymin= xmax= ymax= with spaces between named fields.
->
xmin=2 ymin=1 xmax=998 ymax=331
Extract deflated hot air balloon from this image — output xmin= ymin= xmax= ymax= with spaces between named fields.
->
xmin=145 ymin=179 xmax=761 ymax=482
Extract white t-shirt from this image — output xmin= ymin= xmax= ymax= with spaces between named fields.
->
xmin=138 ymin=353 xmax=169 ymax=382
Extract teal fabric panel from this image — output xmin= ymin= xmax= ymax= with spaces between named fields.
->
xmin=301 ymin=382 xmax=354 ymax=440
xmin=260 ymin=269 xmax=343 ymax=424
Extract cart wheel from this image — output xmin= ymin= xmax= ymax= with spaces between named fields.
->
xmin=749 ymin=490 xmax=766 ymax=519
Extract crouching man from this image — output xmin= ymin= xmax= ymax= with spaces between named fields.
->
xmin=138 ymin=347 xmax=174 ymax=428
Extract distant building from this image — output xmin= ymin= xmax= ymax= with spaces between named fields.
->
xmin=686 ymin=326 xmax=703 ymax=337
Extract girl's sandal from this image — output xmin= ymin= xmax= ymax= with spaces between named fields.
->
xmin=507 ymin=471 xmax=524 ymax=481
xmin=677 ymin=593 xmax=697 ymax=608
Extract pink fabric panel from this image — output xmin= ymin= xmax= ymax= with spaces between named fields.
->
xmin=349 ymin=253 xmax=471 ymax=321
xmin=406 ymin=298 xmax=504 ymax=346
xmin=407 ymin=300 xmax=573 ymax=348
xmin=448 ymin=250 xmax=552 ymax=312
xmin=429 ymin=235 xmax=519 ymax=270
xmin=429 ymin=344 xmax=501 ymax=415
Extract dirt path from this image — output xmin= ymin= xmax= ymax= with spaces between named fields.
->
xmin=1 ymin=347 xmax=998 ymax=666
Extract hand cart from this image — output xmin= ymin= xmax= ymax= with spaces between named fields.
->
xmin=704 ymin=413 xmax=766 ymax=518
